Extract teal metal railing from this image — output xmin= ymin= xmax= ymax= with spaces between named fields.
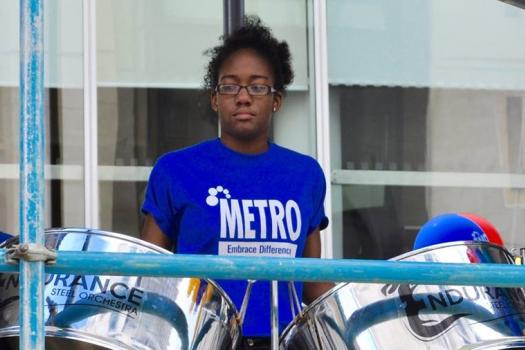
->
xmin=4 ymin=252 xmax=525 ymax=288
xmin=18 ymin=0 xmax=46 ymax=349
xmin=3 ymin=251 xmax=525 ymax=349
xmin=4 ymin=1 xmax=525 ymax=349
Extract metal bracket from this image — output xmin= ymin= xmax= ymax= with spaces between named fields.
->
xmin=5 ymin=243 xmax=57 ymax=265
xmin=510 ymin=247 xmax=525 ymax=265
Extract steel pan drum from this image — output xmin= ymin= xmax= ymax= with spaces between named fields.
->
xmin=0 ymin=228 xmax=241 ymax=350
xmin=280 ymin=241 xmax=525 ymax=350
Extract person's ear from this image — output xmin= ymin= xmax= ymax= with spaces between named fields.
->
xmin=211 ymin=92 xmax=218 ymax=112
xmin=272 ymin=92 xmax=283 ymax=113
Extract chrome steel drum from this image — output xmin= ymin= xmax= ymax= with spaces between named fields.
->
xmin=0 ymin=228 xmax=241 ymax=350
xmin=280 ymin=241 xmax=525 ymax=350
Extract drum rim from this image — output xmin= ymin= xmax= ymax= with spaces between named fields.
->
xmin=3 ymin=227 xmax=240 ymax=314
xmin=0 ymin=227 xmax=171 ymax=255
xmin=1 ymin=228 xmax=243 ymax=348
xmin=280 ymin=240 xmax=515 ymax=342
xmin=0 ymin=325 xmax=134 ymax=349
xmin=462 ymin=336 xmax=525 ymax=349
xmin=393 ymin=240 xmax=512 ymax=262
xmin=45 ymin=227 xmax=240 ymax=311
xmin=45 ymin=227 xmax=173 ymax=254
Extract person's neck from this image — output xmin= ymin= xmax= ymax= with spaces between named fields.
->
xmin=219 ymin=136 xmax=269 ymax=155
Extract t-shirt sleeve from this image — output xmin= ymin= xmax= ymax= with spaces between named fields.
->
xmin=141 ymin=159 xmax=178 ymax=241
xmin=308 ymin=162 xmax=329 ymax=234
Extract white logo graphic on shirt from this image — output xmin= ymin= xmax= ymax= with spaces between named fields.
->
xmin=206 ymin=186 xmax=301 ymax=257
xmin=206 ymin=185 xmax=231 ymax=206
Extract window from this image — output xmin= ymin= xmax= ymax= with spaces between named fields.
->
xmin=0 ymin=0 xmax=84 ymax=234
xmin=327 ymin=0 xmax=525 ymax=258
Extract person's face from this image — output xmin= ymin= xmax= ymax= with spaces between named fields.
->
xmin=211 ymin=48 xmax=282 ymax=144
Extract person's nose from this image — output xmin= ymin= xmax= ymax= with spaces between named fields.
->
xmin=235 ymin=86 xmax=252 ymax=105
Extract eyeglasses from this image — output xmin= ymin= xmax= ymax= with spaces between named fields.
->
xmin=215 ymin=84 xmax=276 ymax=96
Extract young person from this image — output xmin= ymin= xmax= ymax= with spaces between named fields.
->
xmin=141 ymin=16 xmax=330 ymax=349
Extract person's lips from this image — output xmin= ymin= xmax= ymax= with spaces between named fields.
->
xmin=233 ymin=111 xmax=255 ymax=120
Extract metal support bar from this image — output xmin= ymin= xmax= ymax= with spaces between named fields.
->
xmin=19 ymin=0 xmax=45 ymax=349
xmin=223 ymin=0 xmax=244 ymax=37
xmin=271 ymin=280 xmax=279 ymax=350
xmin=82 ymin=0 xmax=99 ymax=229
xmin=312 ymin=0 xmax=333 ymax=259
xmin=2 ymin=250 xmax=525 ymax=287
xmin=498 ymin=0 xmax=525 ymax=10
xmin=238 ymin=279 xmax=255 ymax=326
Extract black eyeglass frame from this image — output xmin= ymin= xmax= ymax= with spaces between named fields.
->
xmin=215 ymin=84 xmax=277 ymax=96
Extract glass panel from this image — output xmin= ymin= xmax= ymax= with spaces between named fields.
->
xmin=0 ymin=1 xmax=18 ymax=87
xmin=0 ymin=44 xmax=18 ymax=235
xmin=48 ymin=88 xmax=85 ymax=228
xmin=245 ymin=0 xmax=316 ymax=156
xmin=97 ymin=0 xmax=222 ymax=88
xmin=97 ymin=1 xmax=222 ymax=236
xmin=0 ymin=1 xmax=84 ymax=235
xmin=328 ymin=1 xmax=525 ymax=259
xmin=327 ymin=0 xmax=525 ymax=90
xmin=0 ymin=0 xmax=83 ymax=87
xmin=97 ymin=87 xmax=217 ymax=235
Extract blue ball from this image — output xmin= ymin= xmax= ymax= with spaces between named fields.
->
xmin=413 ymin=213 xmax=488 ymax=250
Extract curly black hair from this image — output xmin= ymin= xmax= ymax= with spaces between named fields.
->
xmin=203 ymin=16 xmax=294 ymax=94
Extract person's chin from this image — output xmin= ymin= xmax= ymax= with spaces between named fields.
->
xmin=229 ymin=127 xmax=262 ymax=141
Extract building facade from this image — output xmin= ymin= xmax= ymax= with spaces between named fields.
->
xmin=1 ymin=0 xmax=525 ymax=259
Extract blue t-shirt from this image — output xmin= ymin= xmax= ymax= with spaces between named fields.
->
xmin=142 ymin=138 xmax=328 ymax=336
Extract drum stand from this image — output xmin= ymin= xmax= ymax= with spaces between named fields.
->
xmin=271 ymin=280 xmax=279 ymax=350
xmin=270 ymin=280 xmax=304 ymax=349
xmin=239 ymin=280 xmax=280 ymax=349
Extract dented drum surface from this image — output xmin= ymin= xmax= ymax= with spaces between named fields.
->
xmin=280 ymin=241 xmax=525 ymax=350
xmin=0 ymin=228 xmax=241 ymax=350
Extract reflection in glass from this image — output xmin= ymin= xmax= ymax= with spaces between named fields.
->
xmin=0 ymin=0 xmax=84 ymax=234
xmin=328 ymin=0 xmax=525 ymax=259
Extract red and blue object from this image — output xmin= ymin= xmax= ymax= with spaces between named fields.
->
xmin=459 ymin=212 xmax=504 ymax=246
xmin=413 ymin=213 xmax=504 ymax=250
